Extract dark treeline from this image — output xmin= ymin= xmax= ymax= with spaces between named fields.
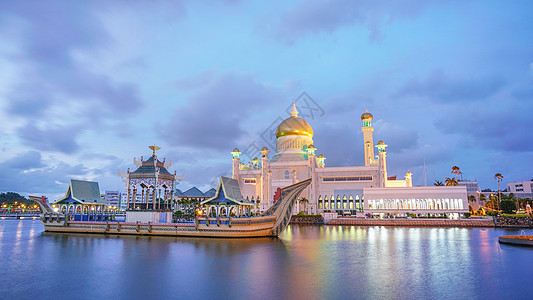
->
xmin=0 ymin=192 xmax=32 ymax=205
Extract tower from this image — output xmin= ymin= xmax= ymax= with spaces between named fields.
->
xmin=260 ymin=147 xmax=270 ymax=211
xmin=231 ymin=148 xmax=241 ymax=180
xmin=376 ymin=141 xmax=388 ymax=187
xmin=361 ymin=109 xmax=376 ymax=166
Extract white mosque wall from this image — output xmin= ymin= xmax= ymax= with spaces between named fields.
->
xmin=363 ymin=186 xmax=468 ymax=213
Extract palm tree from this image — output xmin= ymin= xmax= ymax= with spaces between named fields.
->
xmin=445 ymin=177 xmax=459 ymax=186
xmin=468 ymin=195 xmax=476 ymax=203
xmin=494 ymin=173 xmax=503 ymax=211
xmin=451 ymin=166 xmax=461 ymax=180
xmin=434 ymin=180 xmax=444 ymax=186
xmin=299 ymin=198 xmax=309 ymax=214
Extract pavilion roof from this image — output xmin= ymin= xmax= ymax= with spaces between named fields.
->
xmin=132 ymin=155 xmax=172 ymax=175
xmin=54 ymin=179 xmax=107 ymax=205
xmin=201 ymin=177 xmax=253 ymax=206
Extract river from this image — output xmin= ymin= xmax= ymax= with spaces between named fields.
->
xmin=1 ymin=219 xmax=532 ymax=299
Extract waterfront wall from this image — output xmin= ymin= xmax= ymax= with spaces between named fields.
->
xmin=290 ymin=215 xmax=324 ymax=225
xmin=326 ymin=218 xmax=494 ymax=227
xmin=495 ymin=216 xmax=533 ymax=228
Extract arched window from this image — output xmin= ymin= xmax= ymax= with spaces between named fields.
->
xmin=285 ymin=170 xmax=290 ymax=179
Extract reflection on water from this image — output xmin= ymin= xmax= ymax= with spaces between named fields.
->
xmin=1 ymin=221 xmax=532 ymax=299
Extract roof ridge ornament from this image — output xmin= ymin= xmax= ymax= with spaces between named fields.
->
xmin=290 ymin=99 xmax=298 ymax=118
xmin=149 ymin=145 xmax=160 ymax=156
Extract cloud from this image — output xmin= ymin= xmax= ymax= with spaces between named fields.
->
xmin=17 ymin=124 xmax=82 ymax=154
xmin=159 ymin=72 xmax=282 ymax=150
xmin=4 ymin=151 xmax=44 ymax=169
xmin=1 ymin=1 xmax=143 ymax=153
xmin=433 ymin=101 xmax=533 ymax=152
xmin=272 ymin=0 xmax=442 ymax=44
xmin=374 ymin=121 xmax=418 ymax=153
xmin=396 ymin=70 xmax=506 ymax=102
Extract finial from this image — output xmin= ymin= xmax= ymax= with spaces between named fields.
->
xmin=290 ymin=99 xmax=298 ymax=118
xmin=149 ymin=145 xmax=161 ymax=156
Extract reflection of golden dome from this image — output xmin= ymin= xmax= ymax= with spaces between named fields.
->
xmin=276 ymin=117 xmax=313 ymax=138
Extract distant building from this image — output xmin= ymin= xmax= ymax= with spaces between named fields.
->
xmin=507 ymin=180 xmax=533 ymax=199
xmin=173 ymin=187 xmax=216 ymax=213
xmin=104 ymin=191 xmax=123 ymax=211
xmin=458 ymin=180 xmax=481 ymax=210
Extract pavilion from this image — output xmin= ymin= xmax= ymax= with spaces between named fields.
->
xmin=53 ymin=179 xmax=108 ymax=214
xmin=201 ymin=177 xmax=254 ymax=218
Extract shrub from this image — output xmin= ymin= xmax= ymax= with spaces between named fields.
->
xmin=487 ymin=211 xmax=498 ymax=217
xmin=500 ymin=200 xmax=516 ymax=214
xmin=464 ymin=212 xmax=471 ymax=218
xmin=501 ymin=213 xmax=529 ymax=217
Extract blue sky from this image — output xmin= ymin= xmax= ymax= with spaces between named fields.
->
xmin=1 ymin=0 xmax=532 ymax=199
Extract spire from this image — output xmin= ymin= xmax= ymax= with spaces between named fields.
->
xmin=290 ymin=99 xmax=298 ymax=118
xmin=149 ymin=145 xmax=160 ymax=156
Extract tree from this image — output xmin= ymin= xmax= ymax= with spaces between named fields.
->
xmin=451 ymin=166 xmax=462 ymax=180
xmin=468 ymin=195 xmax=476 ymax=203
xmin=445 ymin=177 xmax=459 ymax=186
xmin=500 ymin=200 xmax=515 ymax=214
xmin=434 ymin=180 xmax=444 ymax=186
xmin=494 ymin=173 xmax=504 ymax=211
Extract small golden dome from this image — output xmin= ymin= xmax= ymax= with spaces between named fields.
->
xmin=308 ymin=144 xmax=315 ymax=149
xmin=361 ymin=111 xmax=373 ymax=120
xmin=275 ymin=117 xmax=313 ymax=138
xmin=232 ymin=148 xmax=240 ymax=153
xmin=318 ymin=154 xmax=324 ymax=158
xmin=377 ymin=140 xmax=386 ymax=145
xmin=252 ymin=157 xmax=259 ymax=162
xmin=261 ymin=147 xmax=268 ymax=151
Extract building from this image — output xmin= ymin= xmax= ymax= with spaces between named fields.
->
xmin=506 ymin=180 xmax=533 ymax=199
xmin=104 ymin=191 xmax=123 ymax=211
xmin=174 ymin=187 xmax=216 ymax=213
xmin=118 ymin=146 xmax=184 ymax=211
xmin=53 ymin=179 xmax=108 ymax=214
xmin=231 ymin=103 xmax=467 ymax=218
xmin=458 ymin=179 xmax=481 ymax=210
xmin=175 ymin=187 xmax=216 ymax=202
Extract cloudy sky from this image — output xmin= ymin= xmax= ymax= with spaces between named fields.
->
xmin=1 ymin=0 xmax=532 ymax=198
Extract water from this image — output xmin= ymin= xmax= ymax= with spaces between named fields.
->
xmin=1 ymin=220 xmax=532 ymax=300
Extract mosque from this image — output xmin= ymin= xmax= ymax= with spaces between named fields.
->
xmin=231 ymin=102 xmax=468 ymax=218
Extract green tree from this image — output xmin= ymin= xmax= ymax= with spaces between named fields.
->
xmin=445 ymin=177 xmax=459 ymax=186
xmin=434 ymin=180 xmax=444 ymax=186
xmin=500 ymin=200 xmax=515 ymax=214
xmin=451 ymin=166 xmax=461 ymax=180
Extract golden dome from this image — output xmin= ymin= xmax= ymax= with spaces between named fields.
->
xmin=361 ymin=111 xmax=373 ymax=120
xmin=275 ymin=117 xmax=313 ymax=138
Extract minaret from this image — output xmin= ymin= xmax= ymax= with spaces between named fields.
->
xmin=307 ymin=145 xmax=317 ymax=214
xmin=260 ymin=147 xmax=270 ymax=211
xmin=231 ymin=148 xmax=241 ymax=180
xmin=376 ymin=141 xmax=388 ymax=187
xmin=405 ymin=171 xmax=413 ymax=187
xmin=361 ymin=109 xmax=375 ymax=166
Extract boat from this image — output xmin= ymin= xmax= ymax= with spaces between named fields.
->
xmin=30 ymin=178 xmax=311 ymax=238
xmin=498 ymin=231 xmax=533 ymax=247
